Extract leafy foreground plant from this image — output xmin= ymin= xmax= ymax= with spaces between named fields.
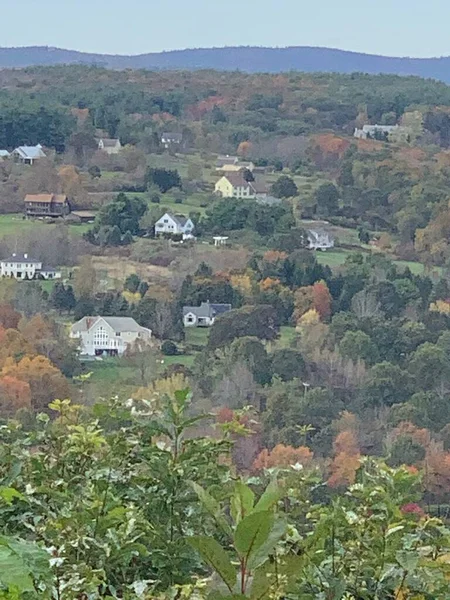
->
xmin=1 ymin=391 xmax=450 ymax=598
xmin=188 ymin=464 xmax=450 ymax=600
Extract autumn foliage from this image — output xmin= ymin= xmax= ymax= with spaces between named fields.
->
xmin=328 ymin=431 xmax=361 ymax=488
xmin=0 ymin=375 xmax=32 ymax=415
xmin=253 ymin=444 xmax=313 ymax=471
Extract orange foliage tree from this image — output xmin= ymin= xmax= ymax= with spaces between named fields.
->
xmin=253 ymin=444 xmax=313 ymax=471
xmin=0 ymin=376 xmax=31 ymax=416
xmin=328 ymin=430 xmax=361 ymax=488
xmin=312 ymin=281 xmax=332 ymax=321
xmin=237 ymin=141 xmax=252 ymax=157
xmin=1 ymin=355 xmax=70 ymax=412
xmin=0 ymin=304 xmax=21 ymax=330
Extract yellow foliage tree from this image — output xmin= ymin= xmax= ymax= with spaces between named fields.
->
xmin=133 ymin=373 xmax=190 ymax=402
xmin=298 ymin=308 xmax=320 ymax=326
xmin=430 ymin=300 xmax=450 ymax=314
xmin=293 ymin=286 xmax=314 ymax=322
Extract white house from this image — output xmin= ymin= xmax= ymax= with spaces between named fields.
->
xmin=353 ymin=124 xmax=410 ymax=143
xmin=70 ymin=316 xmax=152 ymax=357
xmin=0 ymin=253 xmax=61 ymax=280
xmin=98 ymin=138 xmax=122 ymax=155
xmin=307 ymin=230 xmax=334 ymax=251
xmin=154 ymin=213 xmax=195 ymax=237
xmin=183 ymin=302 xmax=231 ymax=327
xmin=12 ymin=145 xmax=46 ymax=165
xmin=161 ymin=132 xmax=183 ymax=149
xmin=0 ymin=150 xmax=10 ymax=160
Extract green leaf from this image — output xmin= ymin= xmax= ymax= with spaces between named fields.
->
xmin=0 ymin=487 xmax=24 ymax=505
xmin=231 ymin=481 xmax=255 ymax=524
xmin=234 ymin=511 xmax=273 ymax=561
xmin=253 ymin=480 xmax=282 ymax=513
xmin=396 ymin=550 xmax=419 ymax=572
xmin=190 ymin=482 xmax=232 ymax=536
xmin=188 ymin=536 xmax=236 ymax=592
xmin=247 ymin=518 xmax=287 ymax=571
xmin=0 ymin=547 xmax=34 ymax=592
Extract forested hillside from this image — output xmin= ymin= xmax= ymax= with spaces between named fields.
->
xmin=2 ymin=65 xmax=450 ymax=598
xmin=3 ymin=45 xmax=450 ymax=82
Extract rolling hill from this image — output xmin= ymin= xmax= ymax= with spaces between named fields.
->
xmin=1 ymin=46 xmax=450 ymax=82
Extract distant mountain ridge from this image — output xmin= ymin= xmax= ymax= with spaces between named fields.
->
xmin=2 ymin=46 xmax=450 ymax=82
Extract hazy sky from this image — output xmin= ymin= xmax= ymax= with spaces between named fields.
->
xmin=3 ymin=0 xmax=450 ymax=57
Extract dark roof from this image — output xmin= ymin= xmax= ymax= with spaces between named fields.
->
xmin=172 ymin=214 xmax=189 ymax=227
xmin=162 ymin=132 xmax=183 ymax=142
xmin=210 ymin=303 xmax=232 ymax=315
xmin=99 ymin=138 xmax=120 ymax=147
xmin=216 ymin=155 xmax=238 ymax=167
xmin=223 ymin=173 xmax=251 ymax=188
xmin=2 ymin=253 xmax=40 ymax=264
xmin=250 ymin=180 xmax=268 ymax=194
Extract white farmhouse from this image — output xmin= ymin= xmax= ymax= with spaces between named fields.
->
xmin=70 ymin=316 xmax=152 ymax=357
xmin=0 ymin=253 xmax=61 ymax=280
xmin=154 ymin=213 xmax=195 ymax=237
xmin=98 ymin=138 xmax=122 ymax=155
xmin=307 ymin=230 xmax=334 ymax=251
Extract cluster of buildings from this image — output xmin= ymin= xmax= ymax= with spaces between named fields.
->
xmin=69 ymin=301 xmax=232 ymax=358
xmin=354 ymin=124 xmax=410 ymax=143
xmin=0 ymin=145 xmax=47 ymax=166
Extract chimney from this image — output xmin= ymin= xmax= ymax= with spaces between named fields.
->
xmin=24 ymin=253 xmax=28 ymax=259
xmin=12 ymin=253 xmax=16 ymax=258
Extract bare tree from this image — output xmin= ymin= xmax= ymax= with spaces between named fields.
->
xmin=351 ymin=289 xmax=382 ymax=318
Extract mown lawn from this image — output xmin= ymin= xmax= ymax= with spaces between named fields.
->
xmin=0 ymin=214 xmax=44 ymax=238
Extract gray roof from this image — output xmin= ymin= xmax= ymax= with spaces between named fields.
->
xmin=14 ymin=145 xmax=46 ymax=159
xmin=172 ymin=214 xmax=189 ymax=227
xmin=183 ymin=302 xmax=231 ymax=319
xmin=99 ymin=138 xmax=120 ymax=147
xmin=1 ymin=253 xmax=41 ymax=264
xmin=72 ymin=316 xmax=148 ymax=333
xmin=162 ymin=132 xmax=183 ymax=142
xmin=216 ymin=155 xmax=238 ymax=166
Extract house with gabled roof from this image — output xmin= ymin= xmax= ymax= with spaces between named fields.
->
xmin=215 ymin=173 xmax=268 ymax=199
xmin=307 ymin=230 xmax=334 ymax=251
xmin=154 ymin=212 xmax=195 ymax=238
xmin=216 ymin=155 xmax=239 ymax=169
xmin=161 ymin=132 xmax=183 ymax=148
xmin=24 ymin=194 xmax=70 ymax=218
xmin=70 ymin=316 xmax=152 ymax=357
xmin=12 ymin=145 xmax=46 ymax=165
xmin=98 ymin=138 xmax=122 ymax=154
xmin=183 ymin=302 xmax=231 ymax=327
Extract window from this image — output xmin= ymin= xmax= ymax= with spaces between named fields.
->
xmin=115 ymin=332 xmax=121 ymax=337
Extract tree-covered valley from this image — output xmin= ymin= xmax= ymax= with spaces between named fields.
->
xmin=1 ymin=65 xmax=450 ymax=597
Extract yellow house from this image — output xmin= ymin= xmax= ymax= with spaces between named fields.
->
xmin=215 ymin=173 xmax=267 ymax=199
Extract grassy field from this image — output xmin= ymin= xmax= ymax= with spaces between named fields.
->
xmin=0 ymin=214 xmax=91 ymax=240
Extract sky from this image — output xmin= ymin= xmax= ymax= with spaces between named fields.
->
xmin=2 ymin=0 xmax=450 ymax=57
